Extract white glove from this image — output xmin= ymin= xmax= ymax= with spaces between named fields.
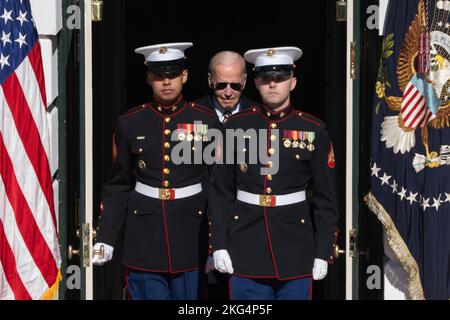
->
xmin=312 ymin=258 xmax=328 ymax=280
xmin=213 ymin=250 xmax=234 ymax=274
xmin=204 ymin=255 xmax=215 ymax=274
xmin=92 ymin=242 xmax=114 ymax=266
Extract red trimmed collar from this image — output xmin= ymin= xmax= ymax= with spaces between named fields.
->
xmin=149 ymin=96 xmax=186 ymax=116
xmin=260 ymin=104 xmax=294 ymax=122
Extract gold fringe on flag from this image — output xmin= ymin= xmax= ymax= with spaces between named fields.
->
xmin=364 ymin=192 xmax=425 ymax=300
xmin=41 ymin=270 xmax=62 ymax=300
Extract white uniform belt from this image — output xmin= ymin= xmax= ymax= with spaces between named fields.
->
xmin=135 ymin=182 xmax=202 ymax=200
xmin=236 ymin=190 xmax=306 ymax=207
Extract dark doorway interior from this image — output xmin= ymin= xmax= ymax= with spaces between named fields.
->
xmin=92 ymin=0 xmax=347 ymax=300
xmin=358 ymin=0 xmax=384 ymax=300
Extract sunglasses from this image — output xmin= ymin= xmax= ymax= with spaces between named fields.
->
xmin=212 ymin=82 xmax=243 ymax=91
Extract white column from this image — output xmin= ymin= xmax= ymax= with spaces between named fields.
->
xmin=379 ymin=0 xmax=390 ymax=36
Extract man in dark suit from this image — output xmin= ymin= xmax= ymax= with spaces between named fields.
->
xmin=195 ymin=51 xmax=257 ymax=124
xmin=209 ymin=46 xmax=339 ymax=300
xmin=92 ymin=42 xmax=220 ymax=300
xmin=195 ymin=51 xmax=257 ymax=300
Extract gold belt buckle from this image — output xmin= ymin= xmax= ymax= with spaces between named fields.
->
xmin=259 ymin=195 xmax=276 ymax=207
xmin=159 ymin=188 xmax=175 ymax=200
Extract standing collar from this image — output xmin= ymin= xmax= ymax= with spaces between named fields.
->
xmin=260 ymin=103 xmax=294 ymax=122
xmin=149 ymin=95 xmax=186 ymax=116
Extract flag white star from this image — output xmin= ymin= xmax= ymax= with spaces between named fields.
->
xmin=398 ymin=188 xmax=407 ymax=201
xmin=0 ymin=8 xmax=13 ymax=24
xmin=446 ymin=23 xmax=450 ymax=29
xmin=438 ymin=21 xmax=444 ymax=27
xmin=432 ymin=195 xmax=442 ymax=211
xmin=15 ymin=32 xmax=27 ymax=48
xmin=379 ymin=173 xmax=391 ymax=186
xmin=371 ymin=163 xmax=381 ymax=177
xmin=421 ymin=197 xmax=430 ymax=210
xmin=1 ymin=31 xmax=11 ymax=46
xmin=0 ymin=53 xmax=10 ymax=69
xmin=445 ymin=193 xmax=450 ymax=203
xmin=16 ymin=10 xmax=28 ymax=26
xmin=406 ymin=192 xmax=418 ymax=205
xmin=391 ymin=180 xmax=398 ymax=194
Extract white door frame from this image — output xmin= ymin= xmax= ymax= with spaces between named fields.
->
xmin=346 ymin=0 xmax=355 ymax=300
xmin=83 ymin=0 xmax=94 ymax=300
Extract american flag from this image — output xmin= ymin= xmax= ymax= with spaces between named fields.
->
xmin=0 ymin=0 xmax=61 ymax=299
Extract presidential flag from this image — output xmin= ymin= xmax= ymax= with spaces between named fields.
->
xmin=0 ymin=0 xmax=61 ymax=299
xmin=365 ymin=0 xmax=450 ymax=300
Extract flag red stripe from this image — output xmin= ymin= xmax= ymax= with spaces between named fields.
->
xmin=401 ymin=87 xmax=420 ymax=113
xmin=418 ymin=110 xmax=432 ymax=127
xmin=0 ymin=217 xmax=32 ymax=300
xmin=2 ymin=73 xmax=57 ymax=229
xmin=413 ymin=100 xmax=428 ymax=127
xmin=28 ymin=43 xmax=47 ymax=110
xmin=402 ymin=92 xmax=420 ymax=116
xmin=405 ymin=98 xmax=425 ymax=126
xmin=403 ymin=95 xmax=424 ymax=123
xmin=0 ymin=133 xmax=57 ymax=288
xmin=412 ymin=109 xmax=426 ymax=128
xmin=403 ymin=83 xmax=415 ymax=101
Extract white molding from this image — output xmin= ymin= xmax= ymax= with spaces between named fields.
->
xmin=39 ymin=37 xmax=58 ymax=107
xmin=52 ymin=179 xmax=59 ymax=233
xmin=379 ymin=0 xmax=389 ymax=36
xmin=84 ymin=0 xmax=94 ymax=301
xmin=48 ymin=107 xmax=59 ymax=177
xmin=30 ymin=0 xmax=62 ymax=36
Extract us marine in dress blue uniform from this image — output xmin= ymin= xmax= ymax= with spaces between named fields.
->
xmin=209 ymin=47 xmax=339 ymax=300
xmin=92 ymin=43 xmax=220 ymax=300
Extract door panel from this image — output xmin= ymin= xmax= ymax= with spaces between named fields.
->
xmin=58 ymin=0 xmax=82 ymax=299
xmin=358 ymin=0 xmax=385 ymax=300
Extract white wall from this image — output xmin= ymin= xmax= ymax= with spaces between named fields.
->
xmin=29 ymin=0 xmax=62 ymax=230
xmin=379 ymin=0 xmax=389 ymax=36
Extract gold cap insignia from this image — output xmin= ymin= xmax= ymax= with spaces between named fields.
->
xmin=159 ymin=47 xmax=168 ymax=54
xmin=266 ymin=49 xmax=276 ymax=56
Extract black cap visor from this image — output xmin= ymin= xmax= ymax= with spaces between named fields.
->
xmin=254 ymin=65 xmax=294 ymax=79
xmin=147 ymin=58 xmax=186 ymax=77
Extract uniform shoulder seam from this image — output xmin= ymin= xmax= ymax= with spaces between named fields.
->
xmin=189 ymin=102 xmax=216 ymax=117
xmin=296 ymin=111 xmax=324 ymax=127
xmin=229 ymin=106 xmax=260 ymax=120
xmin=120 ymin=103 xmax=148 ymax=119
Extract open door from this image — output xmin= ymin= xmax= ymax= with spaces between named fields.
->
xmin=347 ymin=0 xmax=385 ymax=300
xmin=59 ymin=0 xmax=95 ymax=300
xmin=345 ymin=0 xmax=359 ymax=300
xmin=79 ymin=0 xmax=95 ymax=300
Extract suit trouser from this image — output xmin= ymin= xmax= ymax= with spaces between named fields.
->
xmin=127 ymin=269 xmax=201 ymax=300
xmin=230 ymin=275 xmax=312 ymax=300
